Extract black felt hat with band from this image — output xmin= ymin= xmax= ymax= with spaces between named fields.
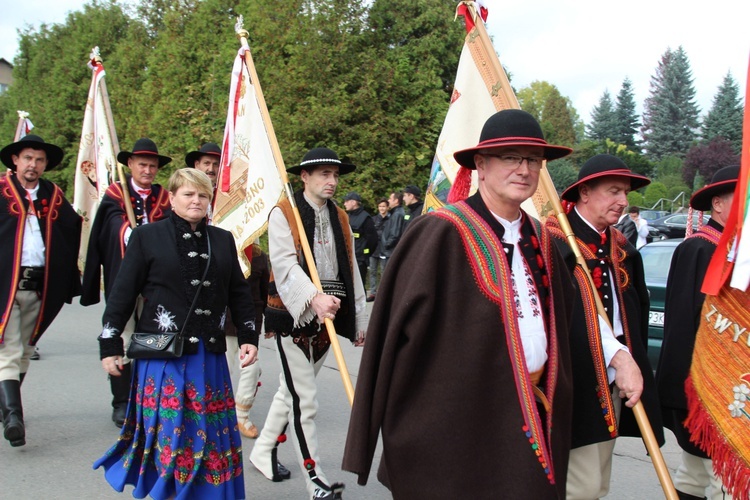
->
xmin=561 ymin=154 xmax=651 ymax=202
xmin=185 ymin=142 xmax=221 ymax=168
xmin=287 ymin=147 xmax=355 ymax=176
xmin=690 ymin=165 xmax=739 ymax=211
xmin=117 ymin=138 xmax=172 ymax=168
xmin=1 ymin=135 xmax=64 ymax=170
xmin=453 ymin=109 xmax=573 ymax=170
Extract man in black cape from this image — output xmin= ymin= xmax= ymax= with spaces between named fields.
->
xmin=656 ymin=165 xmax=738 ymax=499
xmin=546 ymin=155 xmax=664 ymax=499
xmin=0 ymin=135 xmax=81 ymax=447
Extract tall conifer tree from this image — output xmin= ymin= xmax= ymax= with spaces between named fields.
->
xmin=641 ymin=46 xmax=700 ymax=159
xmin=613 ymin=77 xmax=639 ymax=148
xmin=586 ymin=90 xmax=617 ymax=141
xmin=701 ymin=72 xmax=743 ymax=152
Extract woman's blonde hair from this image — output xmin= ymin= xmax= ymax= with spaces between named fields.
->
xmin=168 ymin=168 xmax=214 ymax=202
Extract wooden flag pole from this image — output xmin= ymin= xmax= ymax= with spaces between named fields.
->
xmin=537 ymin=166 xmax=678 ymax=500
xmin=14 ymin=111 xmax=28 ymax=142
xmin=458 ymin=2 xmax=676 ymax=496
xmin=235 ymin=18 xmax=355 ymax=405
xmin=90 ymin=50 xmax=135 ymax=230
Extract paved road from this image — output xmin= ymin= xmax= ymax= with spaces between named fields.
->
xmin=0 ymin=301 xmax=682 ymax=499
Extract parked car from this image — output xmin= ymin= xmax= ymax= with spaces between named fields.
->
xmin=639 ymin=209 xmax=670 ymax=221
xmin=648 ymin=213 xmax=710 ymax=240
xmin=639 ymin=238 xmax=682 ymax=367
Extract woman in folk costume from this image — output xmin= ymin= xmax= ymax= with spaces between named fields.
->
xmin=94 ymin=169 xmax=258 ymax=499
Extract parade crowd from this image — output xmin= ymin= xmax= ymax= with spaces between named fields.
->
xmin=0 ymin=108 xmax=740 ymax=499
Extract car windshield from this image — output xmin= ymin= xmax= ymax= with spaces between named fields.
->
xmin=640 ymin=245 xmax=676 ymax=282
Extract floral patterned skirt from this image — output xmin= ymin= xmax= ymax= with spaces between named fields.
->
xmin=94 ymin=341 xmax=245 ymax=499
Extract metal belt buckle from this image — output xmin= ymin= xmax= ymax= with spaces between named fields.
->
xmin=18 ymin=278 xmax=29 ymax=290
xmin=23 ymin=267 xmax=34 ymax=279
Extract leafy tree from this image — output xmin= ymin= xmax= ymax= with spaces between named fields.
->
xmin=683 ymin=137 xmax=740 ymax=189
xmin=644 ymin=181 xmax=668 ymax=208
xmin=701 ymin=72 xmax=743 ymax=152
xmin=547 ymin=158 xmax=578 ymax=193
xmin=517 ymin=80 xmax=583 ymax=146
xmin=627 ymin=191 xmax=644 ymax=207
xmin=641 ymin=46 xmax=700 ymax=160
xmin=541 ymin=87 xmax=576 ymax=147
xmin=586 ymin=90 xmax=617 ymax=142
xmin=613 ymin=77 xmax=639 ymax=148
xmin=0 ymin=0 xmax=147 ymax=196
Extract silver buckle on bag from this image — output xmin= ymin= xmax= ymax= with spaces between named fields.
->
xmin=18 ymin=279 xmax=29 ymax=290
xmin=23 ymin=268 xmax=35 ymax=279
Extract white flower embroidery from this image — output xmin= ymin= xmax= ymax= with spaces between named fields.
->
xmin=189 ymin=337 xmax=199 ymax=343
xmin=154 ymin=305 xmax=178 ymax=332
xmin=188 ymin=251 xmax=198 ymax=258
xmin=729 ymin=400 xmax=745 ymax=418
xmin=203 ymin=281 xmax=211 ymax=287
xmin=182 ymin=233 xmax=192 ymax=239
xmin=100 ymin=322 xmax=119 ymax=339
xmin=200 ymin=253 xmax=209 ymax=259
xmin=733 ymin=384 xmax=750 ymax=402
xmin=194 ymin=231 xmax=202 ymax=237
xmin=191 ymin=279 xmax=201 ymax=286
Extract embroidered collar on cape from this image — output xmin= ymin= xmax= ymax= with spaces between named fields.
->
xmin=432 ymin=200 xmax=560 ymax=485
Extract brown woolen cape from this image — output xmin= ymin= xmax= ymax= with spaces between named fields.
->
xmin=342 ymin=194 xmax=576 ymax=499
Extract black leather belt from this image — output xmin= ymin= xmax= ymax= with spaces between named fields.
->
xmin=18 ymin=266 xmax=44 ymax=291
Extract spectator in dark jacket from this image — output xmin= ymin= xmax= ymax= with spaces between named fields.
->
xmin=367 ymin=198 xmax=389 ymax=302
xmin=402 ymin=184 xmax=424 ymax=231
xmin=344 ymin=192 xmax=378 ymax=284
xmin=380 ymin=191 xmax=406 ymax=270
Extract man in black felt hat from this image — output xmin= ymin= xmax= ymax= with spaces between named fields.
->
xmin=343 ymin=109 xmax=577 ymax=498
xmin=81 ymin=137 xmax=172 ymax=428
xmin=0 ymin=135 xmax=82 ymax=447
xmin=250 ymin=147 xmax=367 ymax=500
xmin=185 ymin=142 xmax=221 ymax=187
xmin=656 ymin=165 xmax=738 ymax=499
xmin=545 ymin=154 xmax=664 ymax=499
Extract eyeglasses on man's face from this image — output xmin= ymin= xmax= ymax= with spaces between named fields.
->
xmin=484 ymin=154 xmax=545 ymax=171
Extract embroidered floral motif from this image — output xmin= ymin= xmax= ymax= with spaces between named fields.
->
xmin=191 ymin=279 xmax=201 ymax=286
xmin=100 ymin=322 xmax=119 ymax=339
xmin=188 ymin=251 xmax=198 ymax=258
xmin=154 ymin=305 xmax=178 ymax=332
xmin=183 ymin=233 xmax=192 ymax=239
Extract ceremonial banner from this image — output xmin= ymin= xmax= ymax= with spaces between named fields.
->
xmin=213 ymin=38 xmax=285 ymax=275
xmin=72 ymin=48 xmax=119 ymax=271
xmin=14 ymin=111 xmax=34 ymax=141
xmin=424 ymin=1 xmax=539 ymax=218
xmin=686 ymin=55 xmax=750 ymax=499
xmin=686 ymin=287 xmax=750 ymax=498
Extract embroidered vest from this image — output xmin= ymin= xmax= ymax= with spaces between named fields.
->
xmin=265 ymin=191 xmax=356 ymax=343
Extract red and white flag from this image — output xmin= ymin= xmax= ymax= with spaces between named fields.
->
xmin=424 ymin=1 xmax=538 ymax=217
xmin=73 ymin=47 xmax=119 ymax=271
xmin=14 ymin=110 xmax=34 ymax=141
xmin=213 ymin=28 xmax=285 ymax=275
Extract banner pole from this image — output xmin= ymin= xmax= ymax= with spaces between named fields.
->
xmin=457 ymin=2 xmax=676 ymax=495
xmin=235 ymin=19 xmax=355 ymax=405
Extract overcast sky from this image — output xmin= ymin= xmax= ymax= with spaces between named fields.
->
xmin=2 ymin=0 xmax=748 ymax=123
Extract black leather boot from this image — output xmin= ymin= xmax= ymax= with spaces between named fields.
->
xmin=0 ymin=379 xmax=26 ymax=447
xmin=109 ymin=363 xmax=132 ymax=428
